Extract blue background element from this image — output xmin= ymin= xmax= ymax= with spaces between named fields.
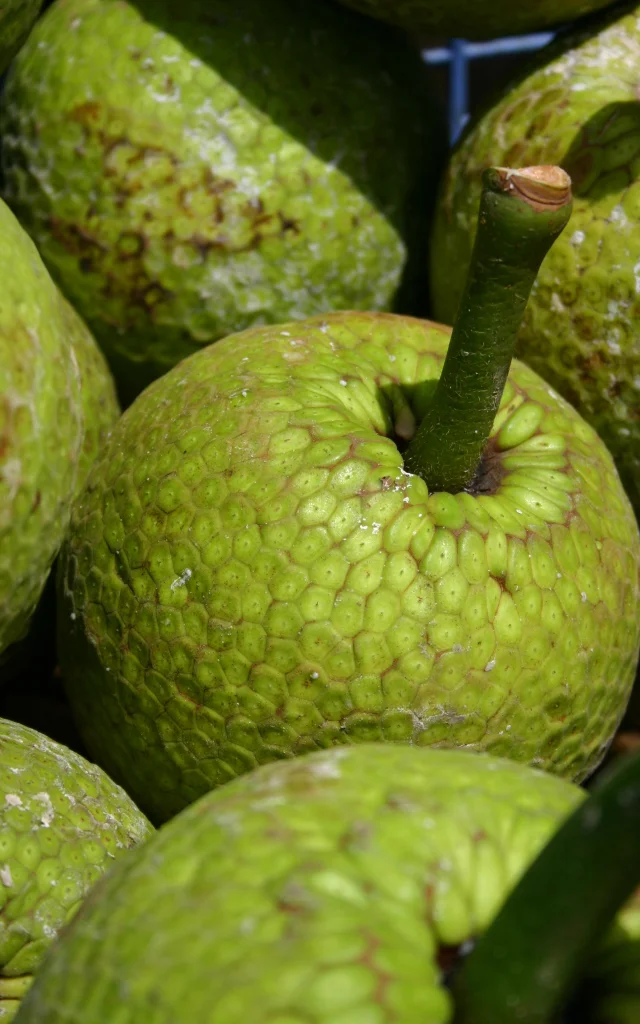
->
xmin=423 ymin=33 xmax=555 ymax=144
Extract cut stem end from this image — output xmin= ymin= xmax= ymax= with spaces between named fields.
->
xmin=404 ymin=164 xmax=573 ymax=495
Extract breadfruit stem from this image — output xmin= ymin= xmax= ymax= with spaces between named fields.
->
xmin=451 ymin=749 xmax=640 ymax=1024
xmin=403 ymin=165 xmax=573 ymax=493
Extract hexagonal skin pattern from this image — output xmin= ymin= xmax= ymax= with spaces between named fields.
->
xmin=0 ymin=0 xmax=41 ymax=76
xmin=0 ymin=717 xmax=153 ymax=1022
xmin=431 ymin=6 xmax=640 ymax=516
xmin=327 ymin=0 xmax=613 ymax=42
xmin=13 ymin=746 xmax=640 ymax=1023
xmin=0 ymin=198 xmax=119 ymax=660
xmin=0 ymin=0 xmax=437 ymax=401
xmin=57 ymin=311 xmax=640 ymax=824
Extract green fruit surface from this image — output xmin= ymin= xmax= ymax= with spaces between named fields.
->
xmin=0 ymin=0 xmax=434 ymax=400
xmin=0 ymin=198 xmax=118 ymax=659
xmin=0 ymin=717 xmax=153 ymax=1022
xmin=329 ymin=0 xmax=614 ymax=41
xmin=13 ymin=745 xmax=640 ymax=1023
xmin=57 ymin=311 xmax=640 ymax=823
xmin=431 ymin=4 xmax=640 ymax=516
xmin=0 ymin=1 xmax=41 ymax=75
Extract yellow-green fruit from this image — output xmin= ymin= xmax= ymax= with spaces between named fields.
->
xmin=0 ymin=198 xmax=119 ymax=660
xmin=328 ymin=0 xmax=614 ymax=41
xmin=431 ymin=4 xmax=640 ymax=516
xmin=12 ymin=746 xmax=640 ymax=1023
xmin=57 ymin=312 xmax=640 ymax=824
xmin=0 ymin=717 xmax=153 ymax=1022
xmin=0 ymin=0 xmax=437 ymax=402
xmin=0 ymin=1 xmax=41 ymax=75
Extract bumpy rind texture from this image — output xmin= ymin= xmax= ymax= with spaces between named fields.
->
xmin=0 ymin=717 xmax=153 ymax=1022
xmin=0 ymin=199 xmax=119 ymax=658
xmin=329 ymin=0 xmax=614 ymax=41
xmin=0 ymin=0 xmax=41 ymax=76
xmin=0 ymin=0 xmax=435 ymax=400
xmin=13 ymin=746 xmax=640 ymax=1023
xmin=57 ymin=311 xmax=640 ymax=824
xmin=431 ymin=4 xmax=640 ymax=517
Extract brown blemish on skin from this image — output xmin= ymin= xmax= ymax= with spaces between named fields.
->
xmin=467 ymin=436 xmax=506 ymax=497
xmin=49 ymin=216 xmax=108 ymax=257
xmin=358 ymin=934 xmax=393 ymax=1007
xmin=50 ymin=102 xmax=311 ymax=325
xmin=68 ymin=101 xmax=102 ymax=125
xmin=437 ymin=944 xmax=464 ymax=978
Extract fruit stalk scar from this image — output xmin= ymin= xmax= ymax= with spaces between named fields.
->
xmin=404 ymin=165 xmax=573 ymax=494
xmin=452 ymin=749 xmax=640 ymax=1024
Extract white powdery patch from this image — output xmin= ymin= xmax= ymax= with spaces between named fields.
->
xmin=1 ymin=459 xmax=22 ymax=498
xmin=609 ymin=205 xmax=629 ymax=228
xmin=309 ymin=758 xmax=343 ymax=781
xmin=0 ymin=865 xmax=13 ymax=887
xmin=570 ymin=230 xmax=585 ymax=246
xmin=4 ymin=794 xmax=22 ymax=807
xmin=34 ymin=792 xmax=55 ymax=828
xmin=170 ymin=568 xmax=192 ymax=591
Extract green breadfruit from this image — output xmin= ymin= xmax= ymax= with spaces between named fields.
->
xmin=430 ymin=3 xmax=640 ymax=516
xmin=0 ymin=717 xmax=153 ymax=1022
xmin=326 ymin=0 xmax=615 ymax=42
xmin=13 ymin=745 xmax=640 ymax=1023
xmin=0 ymin=0 xmax=438 ymax=401
xmin=0 ymin=1 xmax=41 ymax=75
xmin=0 ymin=198 xmax=119 ymax=661
xmin=57 ymin=310 xmax=640 ymax=824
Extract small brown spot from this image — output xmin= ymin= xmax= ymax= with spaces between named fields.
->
xmin=49 ymin=217 xmax=109 ymax=265
xmin=380 ymin=476 xmax=393 ymax=490
xmin=279 ymin=214 xmax=300 ymax=235
xmin=437 ymin=945 xmax=462 ymax=976
xmin=467 ymin=436 xmax=506 ymax=497
xmin=69 ymin=101 xmax=102 ymax=125
xmin=206 ymin=174 xmax=235 ymax=196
